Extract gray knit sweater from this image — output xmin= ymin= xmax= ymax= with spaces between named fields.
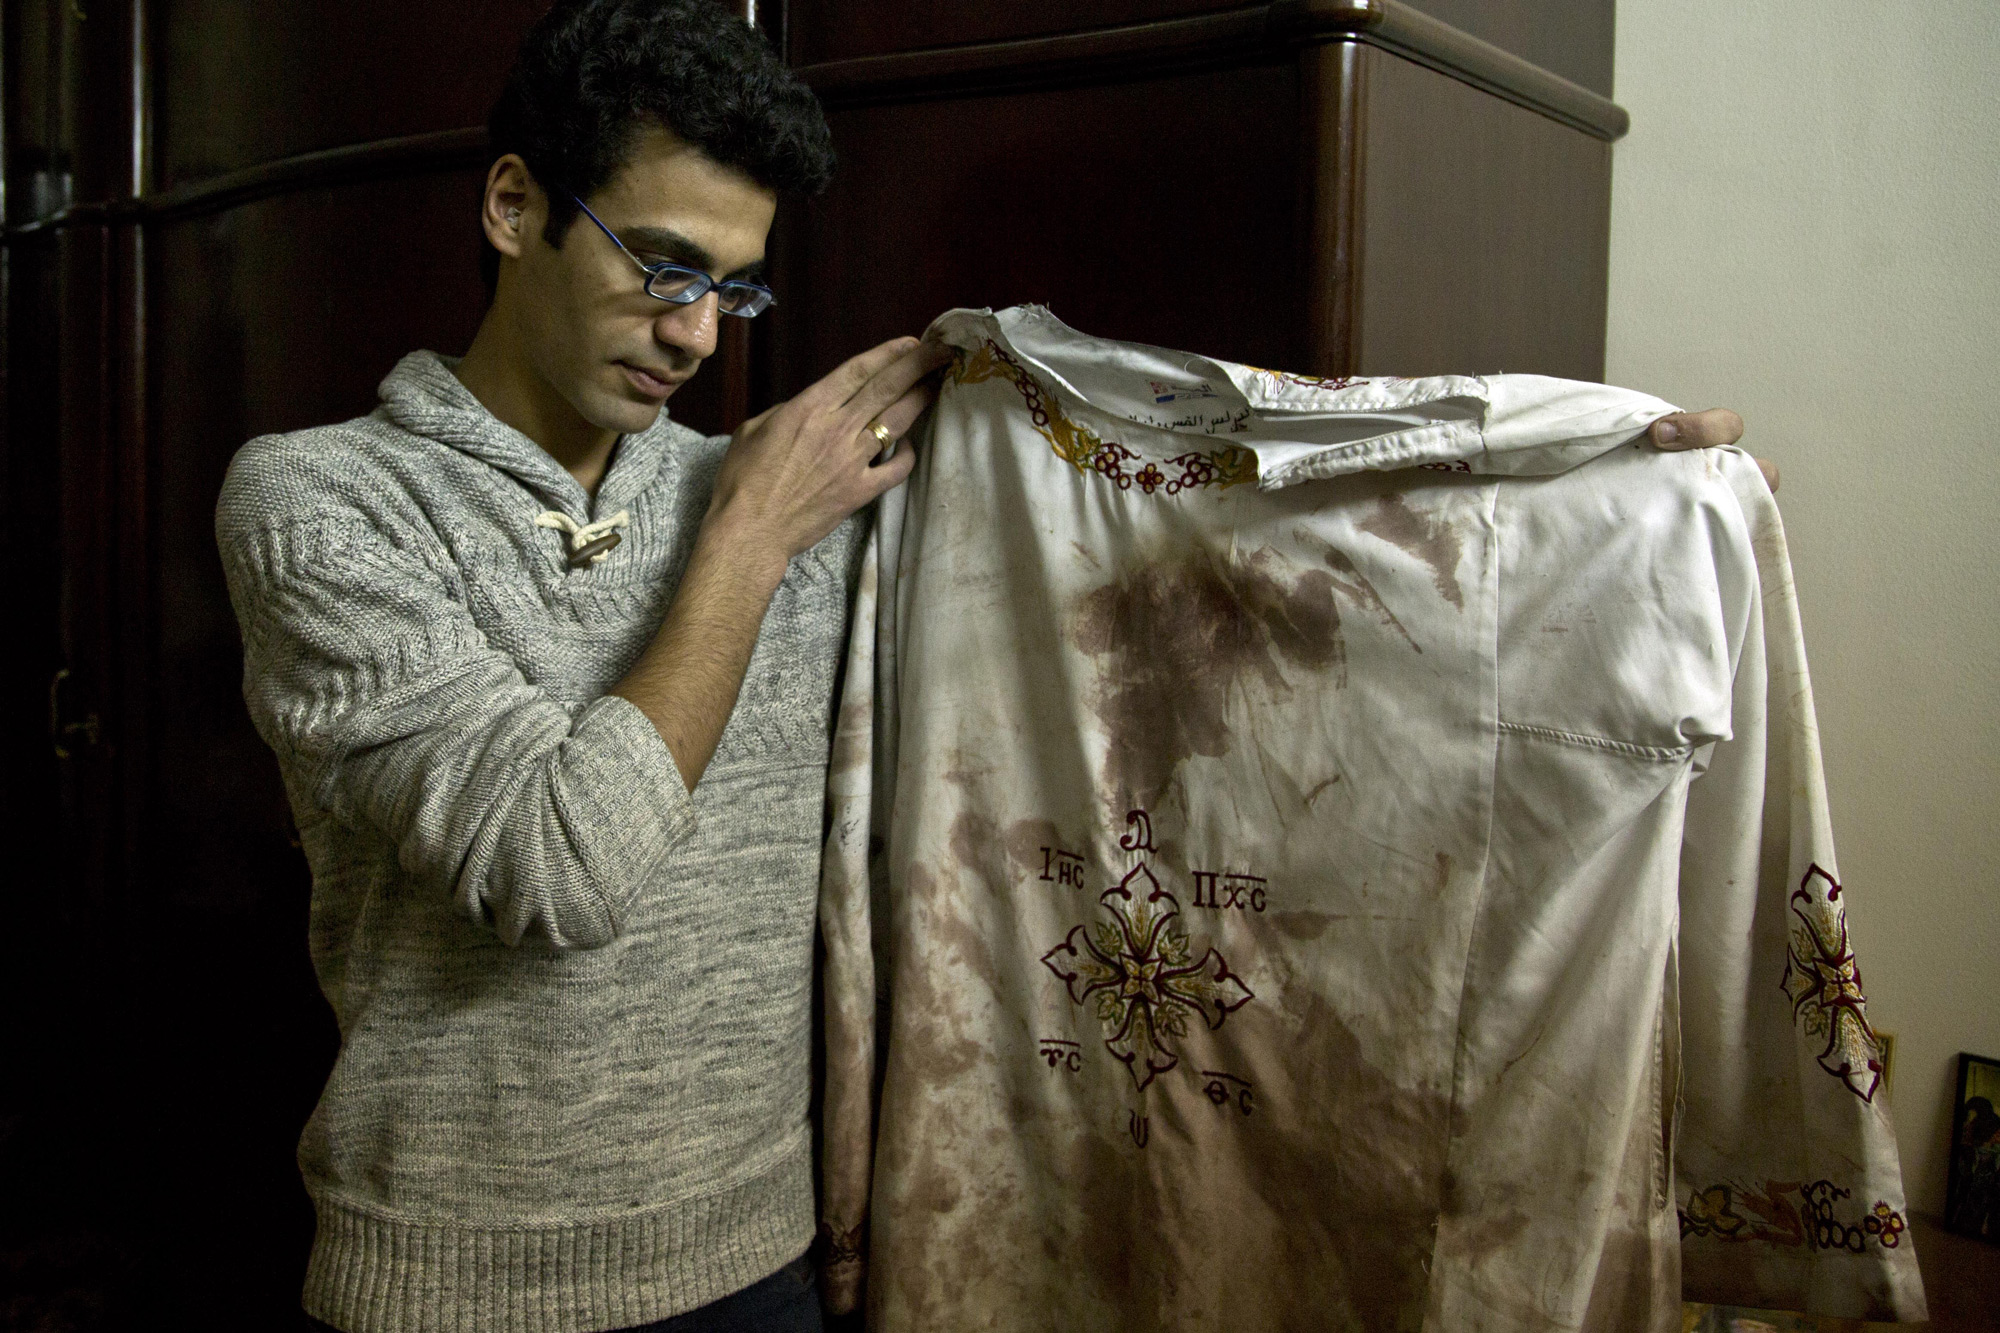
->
xmin=215 ymin=351 xmax=861 ymax=1333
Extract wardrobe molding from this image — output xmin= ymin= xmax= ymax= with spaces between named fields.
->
xmin=1283 ymin=0 xmax=1628 ymax=140
xmin=797 ymin=0 xmax=1627 ymax=141
xmin=1 ymin=0 xmax=1625 ymax=246
xmin=1 ymin=127 xmax=491 ymax=239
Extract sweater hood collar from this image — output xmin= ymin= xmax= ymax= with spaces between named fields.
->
xmin=376 ymin=350 xmax=681 ymax=517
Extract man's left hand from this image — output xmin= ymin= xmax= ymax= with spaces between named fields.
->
xmin=1648 ymin=408 xmax=1777 ymax=493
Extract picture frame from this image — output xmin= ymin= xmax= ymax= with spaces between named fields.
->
xmin=1945 ymin=1051 xmax=2000 ymax=1242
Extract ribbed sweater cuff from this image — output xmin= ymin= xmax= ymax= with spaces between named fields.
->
xmin=301 ymin=1143 xmax=813 ymax=1333
xmin=559 ymin=695 xmax=698 ymax=892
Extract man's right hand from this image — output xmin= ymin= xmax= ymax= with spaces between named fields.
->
xmin=705 ymin=335 xmax=950 ymax=570
xmin=613 ymin=334 xmax=948 ymax=792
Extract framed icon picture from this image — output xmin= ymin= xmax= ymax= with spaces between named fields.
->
xmin=1946 ymin=1051 xmax=2000 ymax=1242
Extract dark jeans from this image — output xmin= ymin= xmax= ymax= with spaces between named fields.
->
xmin=620 ymin=1256 xmax=822 ymax=1333
xmin=307 ymin=1255 xmax=823 ymax=1333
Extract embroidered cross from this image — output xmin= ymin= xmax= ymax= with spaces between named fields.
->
xmin=1780 ymin=863 xmax=1883 ymax=1103
xmin=1042 ymin=861 xmax=1254 ymax=1090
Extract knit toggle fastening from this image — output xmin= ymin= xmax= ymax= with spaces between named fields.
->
xmin=536 ymin=509 xmax=630 ymax=569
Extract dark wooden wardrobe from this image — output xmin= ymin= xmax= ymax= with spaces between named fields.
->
xmin=769 ymin=0 xmax=1622 ymax=397
xmin=0 ymin=1 xmax=1617 ymax=1324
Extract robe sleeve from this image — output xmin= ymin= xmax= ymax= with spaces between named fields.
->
xmin=1675 ymin=449 xmax=1927 ymax=1320
xmin=816 ymin=528 xmax=885 ymax=1315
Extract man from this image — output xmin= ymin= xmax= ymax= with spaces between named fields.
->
xmin=216 ymin=2 xmax=1751 ymax=1330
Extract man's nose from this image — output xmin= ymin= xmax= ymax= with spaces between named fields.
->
xmin=655 ymin=291 xmax=720 ymax=363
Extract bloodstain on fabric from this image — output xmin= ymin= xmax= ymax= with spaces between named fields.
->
xmin=1003 ymin=817 xmax=1068 ymax=880
xmin=1071 ymin=542 xmax=1416 ymax=806
xmin=1576 ymin=1230 xmax=1677 ymax=1333
xmin=1069 ymin=546 xmax=1339 ymax=806
xmin=1044 ymin=989 xmax=1449 ymax=1330
xmin=1358 ymin=493 xmax=1465 ymax=609
xmin=1307 ymin=535 xmax=1421 ymax=654
xmin=828 ymin=694 xmax=872 ymax=778
xmin=947 ymin=808 xmax=1002 ymax=885
xmin=1267 ymin=909 xmax=1334 ymax=942
xmin=888 ymin=862 xmax=993 ymax=1088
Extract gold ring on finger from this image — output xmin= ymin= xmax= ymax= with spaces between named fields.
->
xmin=868 ymin=421 xmax=896 ymax=448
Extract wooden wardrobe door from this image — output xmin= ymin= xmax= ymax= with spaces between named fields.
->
xmin=767 ymin=60 xmax=1308 ymax=397
xmin=1351 ymin=43 xmax=1612 ymax=380
xmin=769 ymin=2 xmax=1625 ymax=400
xmin=2 ymin=0 xmax=567 ymax=1323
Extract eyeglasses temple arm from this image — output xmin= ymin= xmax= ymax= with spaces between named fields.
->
xmin=570 ymin=193 xmax=653 ymax=278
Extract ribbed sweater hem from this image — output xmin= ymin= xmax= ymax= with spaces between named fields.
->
xmin=301 ymin=1141 xmax=814 ymax=1333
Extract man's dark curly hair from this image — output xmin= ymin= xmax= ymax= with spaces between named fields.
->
xmin=482 ymin=0 xmax=834 ymax=291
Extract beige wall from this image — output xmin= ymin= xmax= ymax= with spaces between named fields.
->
xmin=1607 ymin=1 xmax=2000 ymax=1216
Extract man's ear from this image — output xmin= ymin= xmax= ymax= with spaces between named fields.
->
xmin=481 ymin=154 xmax=541 ymax=260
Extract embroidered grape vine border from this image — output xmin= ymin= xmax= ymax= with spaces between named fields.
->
xmin=1680 ymin=1179 xmax=1906 ymax=1255
xmin=947 ymin=341 xmax=1258 ymax=495
xmin=1239 ymin=365 xmax=1363 ymax=392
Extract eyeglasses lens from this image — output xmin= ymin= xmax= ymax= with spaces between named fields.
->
xmin=645 ymin=269 xmax=704 ymax=302
xmin=716 ymin=284 xmax=773 ymax=317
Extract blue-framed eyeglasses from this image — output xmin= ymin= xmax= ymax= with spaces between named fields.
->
xmin=569 ymin=193 xmax=776 ymax=318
